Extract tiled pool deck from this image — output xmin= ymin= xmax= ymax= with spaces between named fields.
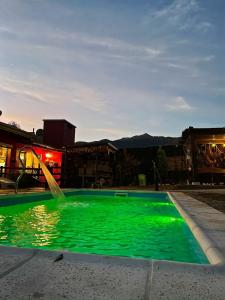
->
xmin=0 ymin=190 xmax=225 ymax=299
xmin=170 ymin=192 xmax=225 ymax=264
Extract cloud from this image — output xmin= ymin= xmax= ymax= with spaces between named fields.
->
xmin=0 ymin=19 xmax=163 ymax=64
xmin=196 ymin=55 xmax=215 ymax=63
xmin=166 ymin=96 xmax=194 ymax=112
xmin=42 ymin=30 xmax=163 ymax=62
xmin=75 ymin=127 xmax=137 ymax=141
xmin=0 ymin=4 xmax=213 ymax=79
xmin=196 ymin=21 xmax=213 ymax=33
xmin=0 ymin=26 xmax=14 ymax=34
xmin=143 ymin=0 xmax=213 ymax=35
xmin=166 ymin=63 xmax=190 ymax=70
xmin=0 ymin=70 xmax=109 ymax=114
xmin=146 ymin=0 xmax=199 ymax=27
xmin=1 ymin=112 xmax=41 ymax=130
xmin=69 ymin=85 xmax=108 ymax=113
xmin=0 ymin=0 xmax=223 ymax=140
xmin=0 ymin=82 xmax=48 ymax=104
xmin=152 ymin=0 xmax=199 ymax=20
xmin=89 ymin=128 xmax=133 ymax=139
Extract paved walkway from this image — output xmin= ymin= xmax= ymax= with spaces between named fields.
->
xmin=171 ymin=192 xmax=225 ymax=261
xmin=0 ymin=246 xmax=225 ymax=300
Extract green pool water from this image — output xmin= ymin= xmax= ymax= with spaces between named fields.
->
xmin=0 ymin=194 xmax=208 ymax=263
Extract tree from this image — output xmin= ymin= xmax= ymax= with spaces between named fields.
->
xmin=8 ymin=121 xmax=20 ymax=129
xmin=115 ymin=149 xmax=140 ymax=186
xmin=36 ymin=128 xmax=43 ymax=136
xmin=156 ymin=146 xmax=168 ymax=183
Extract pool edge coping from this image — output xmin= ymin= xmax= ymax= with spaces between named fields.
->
xmin=168 ymin=191 xmax=225 ymax=265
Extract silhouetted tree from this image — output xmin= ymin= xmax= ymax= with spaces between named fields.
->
xmin=115 ymin=150 xmax=140 ymax=186
xmin=36 ymin=128 xmax=43 ymax=136
xmin=8 ymin=121 xmax=20 ymax=129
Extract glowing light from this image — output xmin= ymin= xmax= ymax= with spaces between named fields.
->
xmin=223 ymin=144 xmax=225 ymax=148
xmin=211 ymin=143 xmax=216 ymax=148
xmin=45 ymin=153 xmax=52 ymax=158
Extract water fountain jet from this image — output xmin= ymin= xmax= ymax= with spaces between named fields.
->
xmin=17 ymin=146 xmax=65 ymax=200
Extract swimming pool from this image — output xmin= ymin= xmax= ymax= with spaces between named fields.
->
xmin=0 ymin=190 xmax=208 ymax=264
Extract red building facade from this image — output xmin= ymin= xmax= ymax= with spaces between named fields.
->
xmin=0 ymin=121 xmax=63 ymax=186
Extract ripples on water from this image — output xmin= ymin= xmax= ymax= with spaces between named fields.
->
xmin=0 ymin=195 xmax=208 ymax=263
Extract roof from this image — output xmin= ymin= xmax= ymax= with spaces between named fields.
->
xmin=32 ymin=142 xmax=64 ymax=152
xmin=43 ymin=119 xmax=76 ymax=128
xmin=0 ymin=121 xmax=34 ymax=139
xmin=0 ymin=121 xmax=64 ymax=151
xmin=182 ymin=126 xmax=225 ymax=141
xmin=67 ymin=141 xmax=118 ymax=151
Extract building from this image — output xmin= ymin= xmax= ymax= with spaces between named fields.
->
xmin=0 ymin=121 xmax=63 ymax=186
xmin=3 ymin=115 xmax=225 ymax=188
xmin=0 ymin=121 xmax=32 ymax=178
xmin=160 ymin=144 xmax=185 ymax=183
xmin=65 ymin=141 xmax=118 ymax=187
xmin=43 ymin=119 xmax=76 ymax=148
xmin=182 ymin=126 xmax=225 ymax=183
xmin=114 ymin=144 xmax=184 ymax=186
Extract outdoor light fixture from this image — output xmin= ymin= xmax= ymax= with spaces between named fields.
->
xmin=46 ymin=153 xmax=52 ymax=158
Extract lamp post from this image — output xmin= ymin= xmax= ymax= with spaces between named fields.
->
xmin=152 ymin=160 xmax=159 ymax=191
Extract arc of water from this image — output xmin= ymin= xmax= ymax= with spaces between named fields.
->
xmin=16 ymin=149 xmax=26 ymax=193
xmin=17 ymin=146 xmax=65 ymax=200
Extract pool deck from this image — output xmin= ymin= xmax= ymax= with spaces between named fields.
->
xmin=169 ymin=192 xmax=225 ymax=264
xmin=0 ymin=190 xmax=225 ymax=299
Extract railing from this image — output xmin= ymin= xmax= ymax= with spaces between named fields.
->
xmin=0 ymin=166 xmax=62 ymax=182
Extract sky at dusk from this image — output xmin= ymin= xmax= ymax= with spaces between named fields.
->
xmin=0 ymin=0 xmax=224 ymax=141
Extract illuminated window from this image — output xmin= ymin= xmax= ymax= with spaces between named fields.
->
xmin=0 ymin=146 xmax=8 ymax=167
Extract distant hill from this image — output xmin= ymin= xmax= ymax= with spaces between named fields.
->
xmin=76 ymin=133 xmax=180 ymax=149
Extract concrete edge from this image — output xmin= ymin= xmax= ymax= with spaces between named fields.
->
xmin=0 ymin=188 xmax=167 ymax=196
xmin=1 ymin=245 xmax=225 ymax=299
xmin=62 ymin=188 xmax=167 ymax=197
xmin=168 ymin=192 xmax=225 ymax=265
xmin=1 ymin=244 xmax=225 ymax=274
xmin=0 ymin=245 xmax=150 ymax=266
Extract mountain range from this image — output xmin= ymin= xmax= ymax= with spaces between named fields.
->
xmin=76 ymin=133 xmax=180 ymax=149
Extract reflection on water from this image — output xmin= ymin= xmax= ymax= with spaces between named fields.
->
xmin=0 ymin=204 xmax=60 ymax=247
xmin=0 ymin=215 xmax=7 ymax=240
xmin=60 ymin=202 xmax=90 ymax=208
